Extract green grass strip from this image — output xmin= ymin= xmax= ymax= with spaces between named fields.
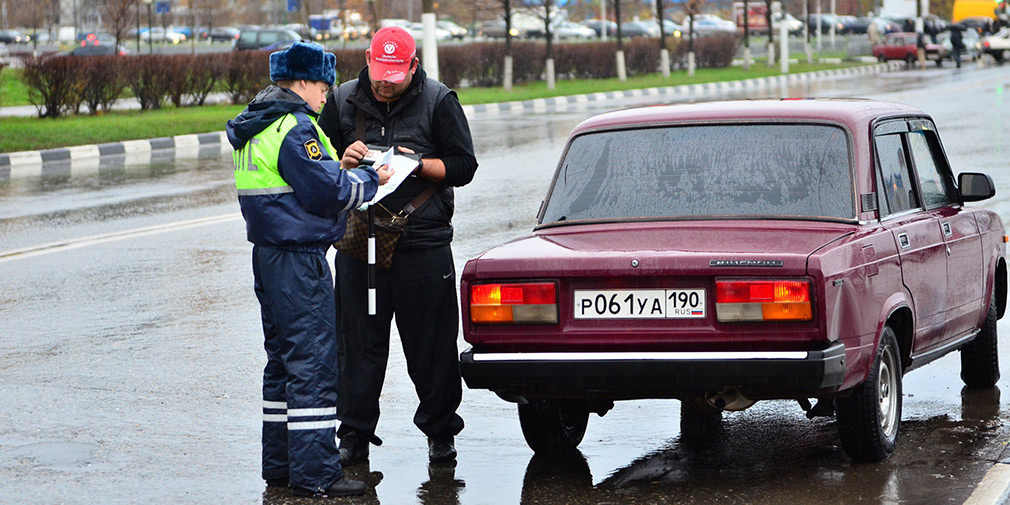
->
xmin=0 ymin=60 xmax=871 ymax=153
xmin=0 ymin=104 xmax=245 ymax=153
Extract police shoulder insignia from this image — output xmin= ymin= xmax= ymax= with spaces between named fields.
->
xmin=303 ymin=139 xmax=323 ymax=160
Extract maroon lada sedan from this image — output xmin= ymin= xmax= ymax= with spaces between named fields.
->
xmin=459 ymin=99 xmax=1006 ymax=462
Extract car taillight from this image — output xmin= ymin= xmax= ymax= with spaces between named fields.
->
xmin=470 ymin=282 xmax=558 ymax=324
xmin=715 ymin=280 xmax=812 ymax=322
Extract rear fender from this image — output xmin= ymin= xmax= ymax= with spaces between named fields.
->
xmin=843 ymin=292 xmax=912 ymax=390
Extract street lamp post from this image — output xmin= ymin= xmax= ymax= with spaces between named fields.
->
xmin=143 ymin=0 xmax=153 ymax=54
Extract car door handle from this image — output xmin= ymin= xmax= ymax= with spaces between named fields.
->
xmin=947 ymin=246 xmax=952 ymax=256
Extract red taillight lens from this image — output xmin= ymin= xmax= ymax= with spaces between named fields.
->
xmin=471 ymin=282 xmax=558 ymax=324
xmin=715 ymin=280 xmax=812 ymax=322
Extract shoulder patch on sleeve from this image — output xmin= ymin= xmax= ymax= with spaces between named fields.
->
xmin=303 ymin=139 xmax=323 ymax=161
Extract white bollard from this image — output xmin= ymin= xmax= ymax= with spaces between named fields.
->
xmin=504 ymin=55 xmax=513 ymax=91
xmin=546 ymin=58 xmax=555 ymax=89
xmin=421 ymin=12 xmax=439 ymax=81
xmin=780 ymin=20 xmax=789 ymax=73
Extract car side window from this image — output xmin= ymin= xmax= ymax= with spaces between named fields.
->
xmin=875 ymin=134 xmax=919 ymax=215
xmin=906 ymin=130 xmax=955 ymax=208
xmin=261 ymin=31 xmax=279 ymax=45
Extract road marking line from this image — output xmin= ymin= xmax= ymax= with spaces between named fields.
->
xmin=0 ymin=213 xmax=242 ymax=263
xmin=963 ymin=462 xmax=1010 ymax=505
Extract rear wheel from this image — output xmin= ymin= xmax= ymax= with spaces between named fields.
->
xmin=961 ymin=290 xmax=1000 ymax=388
xmin=905 ymin=53 xmax=916 ymax=67
xmin=877 ymin=53 xmax=887 ymax=63
xmin=836 ymin=325 xmax=902 ymax=462
xmin=518 ymin=399 xmax=589 ymax=456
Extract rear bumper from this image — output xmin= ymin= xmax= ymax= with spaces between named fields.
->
xmin=459 ymin=342 xmax=846 ymax=399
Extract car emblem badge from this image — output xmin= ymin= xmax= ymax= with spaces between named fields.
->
xmin=709 ymin=260 xmax=783 ymax=267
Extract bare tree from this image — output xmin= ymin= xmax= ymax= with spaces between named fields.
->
xmin=500 ymin=0 xmax=514 ymax=90
xmin=656 ymin=0 xmax=669 ymax=76
xmin=680 ymin=0 xmax=704 ymax=74
xmin=528 ymin=0 xmax=556 ymax=88
xmin=103 ymin=0 xmax=137 ymax=53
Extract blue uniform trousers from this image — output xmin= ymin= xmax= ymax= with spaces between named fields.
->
xmin=253 ymin=245 xmax=343 ymax=492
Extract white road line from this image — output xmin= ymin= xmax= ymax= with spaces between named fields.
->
xmin=0 ymin=213 xmax=243 ymax=264
xmin=964 ymin=462 xmax=1010 ymax=505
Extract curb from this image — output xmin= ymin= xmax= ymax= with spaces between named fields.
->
xmin=1 ymin=62 xmax=897 ymax=181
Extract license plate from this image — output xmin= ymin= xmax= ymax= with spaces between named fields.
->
xmin=574 ymin=289 xmax=706 ymax=319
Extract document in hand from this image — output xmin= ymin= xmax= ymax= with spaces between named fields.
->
xmin=361 ymin=147 xmax=420 ymax=209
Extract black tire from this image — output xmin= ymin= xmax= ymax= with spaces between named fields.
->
xmin=935 ymin=57 xmax=943 ymax=67
xmin=905 ymin=54 xmax=916 ymax=67
xmin=517 ymin=400 xmax=589 ymax=455
xmin=836 ymin=325 xmax=902 ymax=462
xmin=679 ymin=401 xmax=723 ymax=446
xmin=877 ymin=53 xmax=887 ymax=63
xmin=961 ymin=290 xmax=1000 ymax=388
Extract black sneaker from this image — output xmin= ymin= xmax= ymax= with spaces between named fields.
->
xmin=264 ymin=476 xmax=288 ymax=487
xmin=338 ymin=435 xmax=369 ymax=466
xmin=290 ymin=476 xmax=367 ymax=498
xmin=428 ymin=436 xmax=457 ymax=463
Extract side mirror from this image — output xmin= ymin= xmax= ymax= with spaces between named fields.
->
xmin=959 ymin=172 xmax=996 ymax=202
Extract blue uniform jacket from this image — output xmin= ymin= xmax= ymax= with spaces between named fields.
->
xmin=226 ymin=86 xmax=379 ymax=249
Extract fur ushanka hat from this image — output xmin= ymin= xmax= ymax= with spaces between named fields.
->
xmin=269 ymin=41 xmax=336 ymax=86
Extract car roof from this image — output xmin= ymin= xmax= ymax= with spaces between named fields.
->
xmin=570 ymin=99 xmax=925 ymax=135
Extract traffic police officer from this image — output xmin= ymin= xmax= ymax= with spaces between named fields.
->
xmin=226 ymin=41 xmax=391 ymax=498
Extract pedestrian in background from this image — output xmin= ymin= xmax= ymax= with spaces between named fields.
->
xmin=916 ymin=31 xmax=927 ymax=69
xmin=318 ymin=25 xmax=478 ymax=467
xmin=867 ymin=20 xmax=882 ymax=47
xmin=950 ymin=25 xmax=965 ymax=68
xmin=226 ymin=40 xmax=392 ymax=498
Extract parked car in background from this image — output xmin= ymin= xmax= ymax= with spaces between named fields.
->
xmin=689 ymin=14 xmax=737 ymax=36
xmin=838 ymin=15 xmax=873 ymax=34
xmin=458 ymin=99 xmax=1005 ymax=463
xmin=70 ymin=43 xmax=129 ymax=56
xmin=979 ymin=28 xmax=1010 ymax=62
xmin=873 ymin=32 xmax=947 ymax=65
xmin=0 ymin=43 xmax=10 ymax=69
xmin=234 ymin=27 xmax=301 ymax=51
xmin=581 ymin=19 xmax=618 ymax=37
xmin=140 ymin=27 xmax=186 ymax=44
xmin=404 ymin=22 xmax=452 ymax=41
xmin=438 ymin=20 xmax=469 ymax=39
xmin=938 ymin=27 xmax=981 ymax=61
xmin=552 ymin=21 xmax=596 ymax=40
xmin=478 ymin=19 xmax=520 ymax=39
xmin=208 ymin=26 xmax=240 ymax=42
xmin=807 ymin=13 xmax=844 ymax=33
xmin=0 ymin=29 xmax=28 ymax=44
xmin=622 ymin=20 xmax=662 ymax=38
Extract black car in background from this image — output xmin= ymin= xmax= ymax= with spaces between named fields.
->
xmin=0 ymin=29 xmax=28 ymax=44
xmin=234 ymin=28 xmax=301 ymax=51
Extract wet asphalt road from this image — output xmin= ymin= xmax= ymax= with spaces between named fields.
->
xmin=3 ymin=62 xmax=1010 ymax=505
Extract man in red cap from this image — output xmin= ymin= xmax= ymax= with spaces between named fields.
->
xmin=318 ymin=25 xmax=478 ymax=467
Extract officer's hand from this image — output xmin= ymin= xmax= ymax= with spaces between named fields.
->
xmin=341 ymin=140 xmax=367 ymax=169
xmin=375 ymin=164 xmax=394 ymax=185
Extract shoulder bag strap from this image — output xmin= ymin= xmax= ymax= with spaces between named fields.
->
xmin=403 ymin=184 xmax=438 ymax=216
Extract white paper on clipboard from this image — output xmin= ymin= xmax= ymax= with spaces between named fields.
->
xmin=360 ymin=147 xmax=418 ymax=209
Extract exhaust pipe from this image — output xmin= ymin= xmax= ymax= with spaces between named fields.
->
xmin=705 ymin=386 xmax=756 ymax=411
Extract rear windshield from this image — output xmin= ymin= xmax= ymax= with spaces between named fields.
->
xmin=540 ymin=123 xmax=854 ymax=224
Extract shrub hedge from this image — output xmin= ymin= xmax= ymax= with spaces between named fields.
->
xmin=20 ymin=37 xmax=739 ymax=118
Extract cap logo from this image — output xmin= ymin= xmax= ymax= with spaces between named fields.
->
xmin=383 ymin=42 xmax=396 ymax=54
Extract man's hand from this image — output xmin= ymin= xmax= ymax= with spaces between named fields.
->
xmin=375 ymin=164 xmax=394 ymax=185
xmin=341 ymin=140 xmax=368 ymax=169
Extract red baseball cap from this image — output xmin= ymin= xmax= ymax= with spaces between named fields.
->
xmin=368 ymin=26 xmax=416 ymax=83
